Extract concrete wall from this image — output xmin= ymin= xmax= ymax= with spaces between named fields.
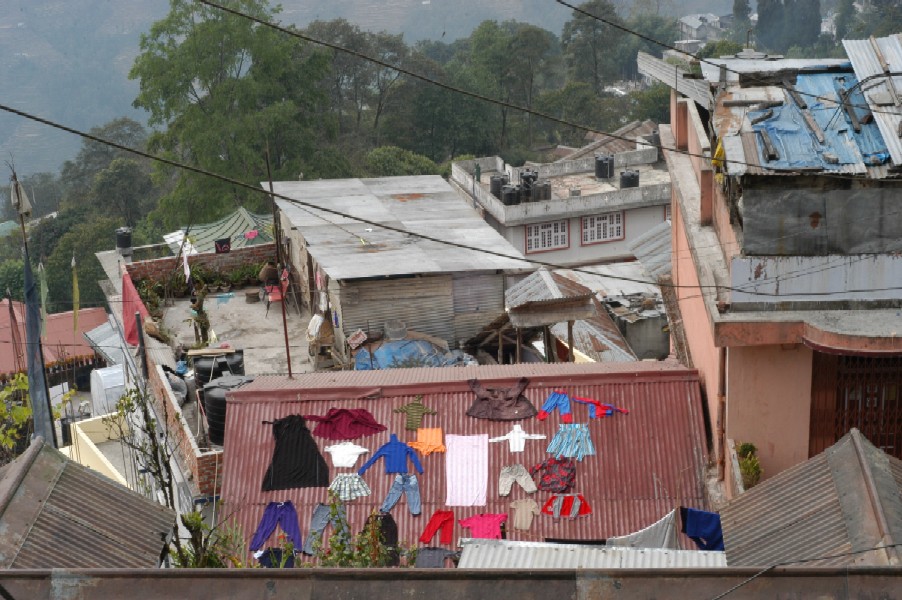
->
xmin=726 ymin=344 xmax=813 ymax=482
xmin=1 ymin=567 xmax=899 ymax=599
xmin=60 ymin=415 xmax=129 ymax=488
xmin=507 ymin=205 xmax=670 ymax=265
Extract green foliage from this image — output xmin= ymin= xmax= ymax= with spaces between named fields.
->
xmin=736 ymin=441 xmax=762 ymax=489
xmin=364 ymin=146 xmax=440 ymax=177
xmin=0 ymin=374 xmax=32 ymax=465
xmin=629 ymin=84 xmax=672 ymax=125
xmin=561 ymin=0 xmax=625 ymax=94
xmin=45 ymin=216 xmax=119 ymax=312
xmin=313 ymin=493 xmax=397 ymax=567
xmin=698 ymin=40 xmax=744 ymax=60
xmin=171 ymin=511 xmax=248 ymax=568
xmin=0 ymin=259 xmax=25 ymax=302
xmin=756 ymin=0 xmax=821 ymax=54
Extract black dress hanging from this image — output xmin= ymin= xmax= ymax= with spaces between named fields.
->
xmin=262 ymin=415 xmax=330 ymax=491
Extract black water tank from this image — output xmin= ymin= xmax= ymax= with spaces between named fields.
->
xmin=537 ymin=181 xmax=551 ymax=201
xmin=620 ymin=170 xmax=640 ymax=188
xmin=115 ymin=227 xmax=133 ymax=257
xmin=193 ymin=356 xmax=224 ymax=388
xmin=490 ymin=175 xmax=504 ymax=198
xmin=595 ymin=155 xmax=614 ymax=179
xmin=203 ymin=374 xmax=255 ymax=446
xmin=501 ymin=185 xmax=517 ymax=206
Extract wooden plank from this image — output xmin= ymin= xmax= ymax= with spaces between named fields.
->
xmin=187 ymin=348 xmax=236 ymax=357
xmin=802 ymin=110 xmax=826 ymax=144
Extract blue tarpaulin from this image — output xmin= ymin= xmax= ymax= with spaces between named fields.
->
xmin=355 ymin=340 xmax=473 ymax=370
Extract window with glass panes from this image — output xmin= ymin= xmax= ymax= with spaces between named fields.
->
xmin=582 ymin=212 xmax=624 ymax=244
xmin=525 ymin=220 xmax=568 ymax=253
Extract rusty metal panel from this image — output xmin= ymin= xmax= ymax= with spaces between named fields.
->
xmin=221 ymin=364 xmax=708 ymax=562
xmin=0 ymin=440 xmax=175 ymax=569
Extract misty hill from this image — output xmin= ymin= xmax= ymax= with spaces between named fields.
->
xmin=0 ymin=0 xmax=730 ymax=176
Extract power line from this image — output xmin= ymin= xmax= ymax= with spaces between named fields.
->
xmin=551 ymin=0 xmax=902 ymax=118
xmin=5 ymin=98 xmax=902 ymax=302
xmin=708 ymin=542 xmax=902 ymax=600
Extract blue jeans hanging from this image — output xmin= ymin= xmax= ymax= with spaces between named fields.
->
xmin=380 ymin=473 xmax=422 ymax=515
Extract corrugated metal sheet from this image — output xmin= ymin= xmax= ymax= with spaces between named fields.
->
xmin=164 ymin=207 xmax=272 ymax=255
xmin=628 ymin=220 xmax=672 ymax=280
xmin=274 ymin=176 xmax=527 ymax=282
xmin=721 ymin=429 xmax=902 ymax=567
xmin=562 ymin=120 xmax=659 ymax=161
xmin=0 ymin=439 xmax=175 ymax=568
xmin=84 ymin=316 xmax=127 ymax=366
xmin=339 ymin=276 xmax=456 ymax=342
xmin=453 ymin=273 xmax=506 ymax=344
xmin=221 ymin=363 xmax=708 ymax=562
xmin=458 ymin=539 xmax=726 ymax=569
xmin=844 ymin=36 xmax=902 ymax=167
xmin=637 ymin=52 xmax=713 ymax=110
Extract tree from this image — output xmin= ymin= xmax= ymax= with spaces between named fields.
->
xmin=0 ymin=259 xmax=25 ymax=302
xmin=91 ymin=158 xmax=155 ymax=228
xmin=732 ymin=0 xmax=752 ymax=43
xmin=45 ymin=216 xmax=119 ymax=312
xmin=364 ymin=146 xmax=440 ymax=177
xmin=561 ymin=0 xmax=625 ymax=94
xmin=756 ymin=0 xmax=784 ymax=52
xmin=130 ymin=0 xmax=330 ymax=228
xmin=0 ymin=374 xmax=32 ymax=466
xmin=698 ymin=40 xmax=744 ymax=60
xmin=834 ymin=0 xmax=857 ymax=40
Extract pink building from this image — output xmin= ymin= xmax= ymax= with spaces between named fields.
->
xmin=639 ymin=41 xmax=902 ymax=494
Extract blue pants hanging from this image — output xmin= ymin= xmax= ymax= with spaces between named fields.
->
xmin=249 ymin=500 xmax=303 ymax=552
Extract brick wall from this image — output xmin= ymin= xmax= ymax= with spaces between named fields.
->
xmin=126 ymin=244 xmax=276 ymax=283
xmin=147 ymin=358 xmax=223 ymax=497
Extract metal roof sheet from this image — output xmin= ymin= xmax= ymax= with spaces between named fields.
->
xmin=458 ymin=538 xmax=727 ymax=569
xmin=843 ymin=35 xmax=902 ymax=167
xmin=721 ymin=429 xmax=902 ymax=567
xmin=164 ymin=207 xmax=272 ymax=255
xmin=563 ymin=120 xmax=659 ymax=161
xmin=628 ymin=220 xmax=673 ymax=280
xmin=638 ymin=52 xmax=714 ymax=110
xmin=273 ymin=176 xmax=528 ymax=281
xmin=0 ymin=439 xmax=175 ymax=568
xmin=221 ymin=363 xmax=708 ymax=560
xmin=84 ymin=315 xmax=127 ymax=366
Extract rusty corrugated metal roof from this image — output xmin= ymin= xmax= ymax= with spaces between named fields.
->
xmin=221 ymin=363 xmax=708 ymax=561
xmin=721 ymin=429 xmax=902 ymax=567
xmin=0 ymin=438 xmax=175 ymax=568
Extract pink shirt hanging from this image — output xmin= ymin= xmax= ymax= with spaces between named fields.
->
xmin=459 ymin=513 xmax=508 ymax=539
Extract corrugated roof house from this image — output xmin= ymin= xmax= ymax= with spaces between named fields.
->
xmin=272 ymin=176 xmax=528 ymax=368
xmin=0 ymin=438 xmax=175 ymax=568
xmin=163 ymin=207 xmax=273 ymax=255
xmin=220 ymin=362 xmax=709 ymax=561
xmin=721 ymin=429 xmax=902 ymax=567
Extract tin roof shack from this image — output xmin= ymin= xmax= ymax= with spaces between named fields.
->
xmin=0 ymin=437 xmax=175 ymax=568
xmin=220 ymin=362 xmax=709 ymax=562
xmin=639 ymin=36 xmax=902 ymax=496
xmin=721 ymin=429 xmax=902 ymax=567
xmin=604 ymin=293 xmax=670 ymax=361
xmin=450 ymin=143 xmax=671 ymax=267
xmin=272 ymin=176 xmax=528 ymax=368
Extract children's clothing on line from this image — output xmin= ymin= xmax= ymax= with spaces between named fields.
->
xmin=459 ymin=513 xmax=508 ymax=539
xmin=414 ymin=547 xmax=455 ymax=568
xmin=302 ymin=502 xmax=347 ymax=555
xmin=546 ymin=423 xmax=595 ymax=461
xmin=489 ymin=424 xmax=546 ymax=452
xmin=249 ymin=501 xmax=303 ymax=552
xmin=393 ymin=399 xmax=437 ymax=430
xmin=466 ymin=377 xmax=537 ymax=420
xmin=509 ymin=498 xmax=541 ymax=530
xmin=497 ymin=463 xmax=537 ymax=496
xmin=304 ymin=408 xmax=386 ymax=440
xmin=541 ymin=493 xmax=592 ymax=520
xmin=358 ymin=434 xmax=424 ymax=475
xmin=571 ymin=396 xmax=629 ymax=419
xmin=407 ymin=428 xmax=445 ymax=456
xmin=323 ymin=441 xmax=369 ymax=468
xmin=420 ymin=510 xmax=455 ymax=545
xmin=445 ymin=434 xmax=489 ymax=506
xmin=380 ymin=473 xmax=422 ymax=515
xmin=536 ymin=390 xmax=573 ymax=423
xmin=261 ymin=415 xmax=329 ymax=491
xmin=530 ymin=456 xmax=576 ymax=492
xmin=328 ymin=473 xmax=371 ymax=501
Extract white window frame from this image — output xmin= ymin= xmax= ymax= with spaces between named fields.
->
xmin=525 ymin=220 xmax=569 ymax=254
xmin=664 ymin=204 xmax=672 ymax=222
xmin=581 ymin=212 xmax=624 ymax=245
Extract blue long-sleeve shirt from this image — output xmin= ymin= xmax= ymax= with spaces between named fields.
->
xmin=357 ymin=434 xmax=424 ymax=475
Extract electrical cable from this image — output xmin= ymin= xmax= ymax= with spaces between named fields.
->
xmin=707 ymin=542 xmax=902 ymax=600
xmin=551 ymin=0 xmax=902 ymax=117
